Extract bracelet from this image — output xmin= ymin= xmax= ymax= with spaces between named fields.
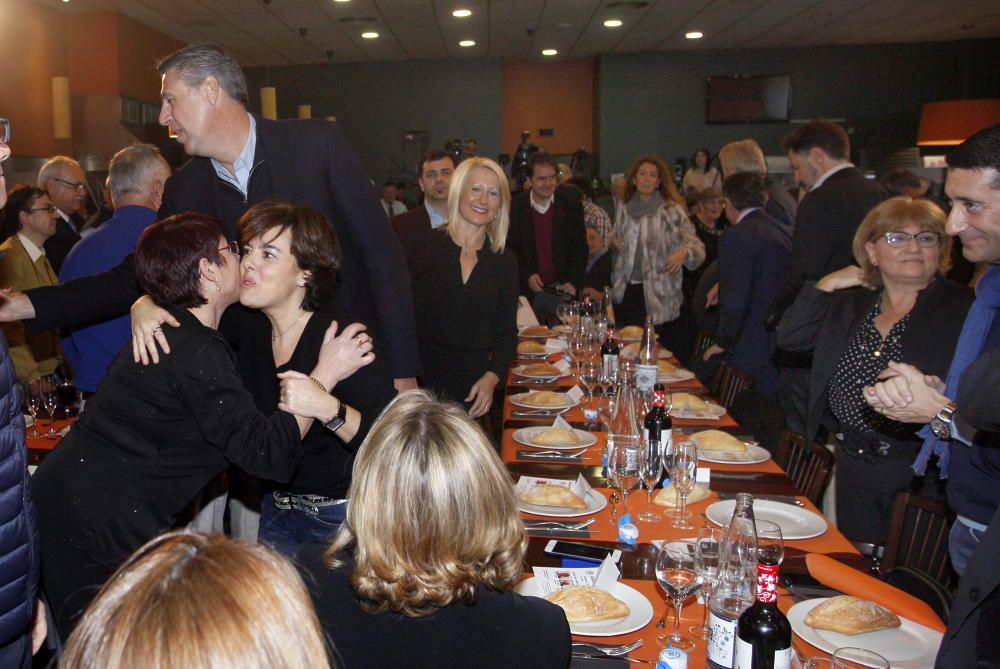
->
xmin=308 ymin=376 xmax=328 ymax=394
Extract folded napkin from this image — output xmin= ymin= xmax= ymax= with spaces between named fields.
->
xmin=805 ymin=553 xmax=945 ymax=632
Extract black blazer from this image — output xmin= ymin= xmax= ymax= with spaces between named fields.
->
xmin=507 ymin=191 xmax=587 ymax=296
xmin=777 ymin=276 xmax=973 ymax=445
xmin=769 ymin=167 xmax=888 ymax=324
xmin=43 ymin=214 xmax=82 ymax=274
xmin=24 ymin=116 xmax=421 ymax=379
xmin=391 ymin=204 xmax=432 ymax=255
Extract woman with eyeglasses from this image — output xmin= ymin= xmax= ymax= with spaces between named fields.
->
xmin=777 ymin=196 xmax=973 ymax=546
xmin=0 ymin=185 xmax=62 ymax=381
xmin=31 ymin=213 xmax=374 ymax=641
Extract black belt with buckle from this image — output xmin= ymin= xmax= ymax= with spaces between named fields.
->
xmin=272 ymin=491 xmax=348 ymax=516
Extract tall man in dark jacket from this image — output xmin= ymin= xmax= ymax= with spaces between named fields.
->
xmin=507 ymin=152 xmax=587 ymax=322
xmin=0 ymin=45 xmax=420 ymax=392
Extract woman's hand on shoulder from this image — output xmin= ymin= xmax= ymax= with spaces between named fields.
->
xmin=313 ymin=321 xmax=375 ymax=388
xmin=815 ymin=266 xmax=865 ymax=293
xmin=131 ymin=295 xmax=180 ymax=365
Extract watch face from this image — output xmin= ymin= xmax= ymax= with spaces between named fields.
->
xmin=930 ymin=417 xmax=949 ymax=439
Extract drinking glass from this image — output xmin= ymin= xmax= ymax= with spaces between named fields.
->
xmin=755 ymin=519 xmax=785 ymax=566
xmin=24 ymin=382 xmax=41 ymax=438
xmin=597 ymin=379 xmax=618 ymax=431
xmin=832 ymin=648 xmax=890 ymax=669
xmin=568 ymin=332 xmax=587 ymax=379
xmin=556 ymin=302 xmax=572 ymax=327
xmin=690 ymin=526 xmax=723 ymax=639
xmin=608 ymin=438 xmax=640 ymax=517
xmin=57 ymin=378 xmax=78 ymax=418
xmin=655 ymin=539 xmax=703 ymax=651
xmin=659 ymin=439 xmax=682 ymax=520
xmin=579 ymin=361 xmax=600 ymax=426
xmin=670 ymin=442 xmax=698 ymax=530
xmin=637 ymin=433 xmax=662 ymax=522
xmin=41 ymin=375 xmax=60 ymax=437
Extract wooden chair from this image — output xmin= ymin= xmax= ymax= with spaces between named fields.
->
xmin=879 ymin=492 xmax=956 ymax=621
xmin=711 ymin=361 xmax=756 ymax=410
xmin=773 ymin=430 xmax=835 ymax=507
xmin=693 ymin=330 xmax=716 ymax=360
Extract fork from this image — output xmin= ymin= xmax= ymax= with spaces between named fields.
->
xmin=572 ymin=639 xmax=644 ymax=656
xmin=523 ymin=448 xmax=587 ymax=458
xmin=524 ymin=519 xmax=595 ymax=530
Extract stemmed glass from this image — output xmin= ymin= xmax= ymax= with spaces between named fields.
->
xmin=690 ymin=526 xmax=723 ymax=639
xmin=670 ymin=442 xmax=698 ymax=530
xmin=832 ymin=648 xmax=890 ymax=669
xmin=608 ymin=438 xmax=640 ymax=518
xmin=41 ymin=375 xmax=60 ymax=437
xmin=637 ymin=433 xmax=662 ymax=522
xmin=568 ymin=330 xmax=587 ymax=380
xmin=597 ymin=378 xmax=618 ymax=432
xmin=655 ymin=539 xmax=703 ymax=651
xmin=556 ymin=302 xmax=572 ymax=327
xmin=579 ymin=361 xmax=600 ymax=427
xmin=755 ymin=519 xmax=785 ymax=567
xmin=24 ymin=382 xmax=41 ymax=438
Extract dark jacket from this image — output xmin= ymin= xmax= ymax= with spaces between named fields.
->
xmin=507 ymin=191 xmax=587 ymax=296
xmin=24 ymin=116 xmax=421 ymax=380
xmin=777 ymin=276 xmax=973 ymax=446
xmin=391 ymin=204 xmax=433 ymax=255
xmin=0 ymin=333 xmax=38 ymax=646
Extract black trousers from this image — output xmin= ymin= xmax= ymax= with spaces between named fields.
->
xmin=615 ymin=283 xmax=692 ymax=365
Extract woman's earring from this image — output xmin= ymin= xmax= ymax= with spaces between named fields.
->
xmin=215 ymin=281 xmax=221 ymax=292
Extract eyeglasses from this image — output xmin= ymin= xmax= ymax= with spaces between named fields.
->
xmin=883 ymin=231 xmax=940 ymax=248
xmin=218 ymin=241 xmax=242 ymax=256
xmin=53 ymin=177 xmax=86 ymax=192
xmin=29 ymin=205 xmax=57 ymax=214
xmin=0 ymin=117 xmax=9 ymax=145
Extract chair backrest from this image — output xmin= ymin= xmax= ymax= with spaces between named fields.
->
xmin=880 ymin=491 xmax=956 ymax=587
xmin=773 ymin=430 xmax=835 ymax=507
xmin=693 ymin=330 xmax=716 ymax=360
xmin=712 ymin=362 xmax=756 ymax=410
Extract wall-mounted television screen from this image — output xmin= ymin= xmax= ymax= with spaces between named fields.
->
xmin=706 ymin=75 xmax=791 ymax=123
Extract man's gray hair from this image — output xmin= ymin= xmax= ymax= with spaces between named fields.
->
xmin=109 ymin=144 xmax=167 ymax=204
xmin=37 ymin=155 xmax=82 ymax=187
xmin=718 ymin=139 xmax=767 ymax=178
xmin=157 ymin=44 xmax=248 ymax=107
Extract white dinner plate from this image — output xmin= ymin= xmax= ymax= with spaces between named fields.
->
xmin=659 ymin=369 xmax=695 ymax=384
xmin=705 ymin=499 xmax=827 ymax=540
xmin=516 ymin=349 xmax=551 ymax=359
xmin=696 ymin=443 xmax=771 ymax=465
xmin=518 ymin=488 xmax=607 ymax=518
xmin=788 ymin=598 xmax=942 ymax=668
xmin=668 ymin=403 xmax=726 ymax=420
xmin=516 ymin=578 xmax=654 ymax=637
xmin=512 ymin=365 xmax=567 ymax=380
xmin=552 ymin=324 xmax=574 ymax=334
xmin=510 ymin=392 xmax=578 ymax=410
xmin=512 ymin=427 xmax=598 ymax=450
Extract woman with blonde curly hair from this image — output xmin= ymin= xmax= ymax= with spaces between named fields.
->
xmin=298 ymin=390 xmax=570 ymax=668
xmin=59 ymin=531 xmax=330 ymax=669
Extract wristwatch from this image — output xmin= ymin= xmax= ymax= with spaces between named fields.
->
xmin=323 ymin=398 xmax=347 ymax=433
xmin=930 ymin=401 xmax=958 ymax=439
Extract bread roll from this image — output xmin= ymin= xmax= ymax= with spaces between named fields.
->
xmin=658 ymin=360 xmax=679 ymax=375
xmin=620 ymin=343 xmax=639 ymax=359
xmin=804 ymin=596 xmax=901 ymax=635
xmin=521 ymin=325 xmax=555 ymax=338
xmin=618 ymin=325 xmax=644 ymax=340
xmin=518 ymin=340 xmax=547 ymax=354
xmin=693 ymin=430 xmax=747 ymax=453
xmin=519 ymin=484 xmax=587 ymax=509
xmin=654 ymin=483 xmax=711 ymax=507
xmin=531 ymin=427 xmax=581 ymax=446
xmin=521 ymin=362 xmax=561 ymax=377
xmin=546 ymin=585 xmax=630 ymax=622
xmin=519 ymin=391 xmax=567 ymax=407
xmin=673 ymin=393 xmax=709 ymax=414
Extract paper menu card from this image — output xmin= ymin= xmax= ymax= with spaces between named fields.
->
xmin=550 ymin=415 xmax=574 ymax=431
xmin=530 ymin=556 xmax=621 ymax=597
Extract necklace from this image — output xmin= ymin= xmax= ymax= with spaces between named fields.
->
xmin=271 ymin=310 xmax=306 ymax=343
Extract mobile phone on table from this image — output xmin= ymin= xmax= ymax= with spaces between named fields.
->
xmin=544 ymin=540 xmax=622 ymax=563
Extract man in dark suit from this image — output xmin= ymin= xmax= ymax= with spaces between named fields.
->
xmin=392 ymin=149 xmax=454 ymax=253
xmin=702 ymin=173 xmax=791 ymax=398
xmin=506 ymin=152 xmax=587 ymax=321
xmin=1 ymin=45 xmax=420 ymax=391
xmin=36 ymin=156 xmax=85 ymax=273
xmin=770 ymin=120 xmax=887 ymax=431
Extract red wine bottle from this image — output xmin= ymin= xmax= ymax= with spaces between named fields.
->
xmin=643 ymin=384 xmax=672 ymax=455
xmin=600 ymin=324 xmax=619 ymax=378
xmin=733 ymin=557 xmax=793 ymax=669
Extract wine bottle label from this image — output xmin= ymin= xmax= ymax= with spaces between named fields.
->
xmin=733 ymin=639 xmax=791 ymax=669
xmin=755 ymin=562 xmax=779 ymax=604
xmin=707 ymin=611 xmax=737 ymax=667
xmin=602 ymin=353 xmax=619 ymax=377
xmin=636 ymin=364 xmax=657 ymax=391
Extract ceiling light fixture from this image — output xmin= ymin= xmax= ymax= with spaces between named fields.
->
xmin=333 ymin=0 xmax=350 ymax=3
xmin=453 ymin=9 xmax=471 ymax=18
xmin=604 ymin=19 xmax=623 ymax=28
xmin=541 ymin=49 xmax=558 ymax=56
xmin=361 ymin=31 xmax=379 ymax=39
xmin=459 ymin=40 xmax=476 ymax=47
xmin=685 ymin=31 xmax=703 ymax=39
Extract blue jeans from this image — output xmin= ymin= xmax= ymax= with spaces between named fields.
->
xmin=258 ymin=493 xmax=347 ymax=558
xmin=949 ymin=518 xmax=985 ymax=576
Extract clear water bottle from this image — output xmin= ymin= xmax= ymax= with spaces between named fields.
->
xmin=707 ymin=493 xmax=758 ymax=669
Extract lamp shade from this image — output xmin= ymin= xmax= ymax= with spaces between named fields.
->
xmin=52 ymin=76 xmax=71 ymax=140
xmin=260 ymin=87 xmax=277 ymax=120
xmin=917 ymin=99 xmax=1000 ymax=146
xmin=297 ymin=105 xmax=312 ymax=119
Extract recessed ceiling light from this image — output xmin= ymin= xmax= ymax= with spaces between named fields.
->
xmin=459 ymin=40 xmax=475 ymax=47
xmin=361 ymin=31 xmax=379 ymax=39
xmin=333 ymin=0 xmax=350 ymax=3
xmin=685 ymin=31 xmax=703 ymax=39
xmin=541 ymin=49 xmax=558 ymax=56
xmin=603 ymin=19 xmax=623 ymax=28
xmin=453 ymin=9 xmax=471 ymax=18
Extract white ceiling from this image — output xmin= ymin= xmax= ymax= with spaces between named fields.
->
xmin=34 ymin=0 xmax=1000 ymax=66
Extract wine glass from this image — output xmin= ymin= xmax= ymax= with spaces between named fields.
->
xmin=24 ymin=382 xmax=41 ymax=438
xmin=568 ymin=331 xmax=587 ymax=380
xmin=57 ymin=377 xmax=78 ymax=418
xmin=754 ymin=519 xmax=785 ymax=567
xmin=670 ymin=442 xmax=698 ymax=530
xmin=41 ymin=375 xmax=60 ymax=437
xmin=597 ymin=380 xmax=618 ymax=432
xmin=579 ymin=361 xmax=600 ymax=426
xmin=556 ymin=302 xmax=572 ymax=327
xmin=655 ymin=539 xmax=703 ymax=651
xmin=690 ymin=526 xmax=723 ymax=639
xmin=608 ymin=438 xmax=640 ymax=517
xmin=637 ymin=433 xmax=662 ymax=522
xmin=832 ymin=648 xmax=890 ymax=669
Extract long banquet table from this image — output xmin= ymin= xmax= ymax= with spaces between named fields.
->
xmin=504 ymin=348 xmax=870 ymax=666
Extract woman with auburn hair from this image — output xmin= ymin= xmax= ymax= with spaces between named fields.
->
xmin=298 ymin=390 xmax=570 ymax=668
xmin=778 ymin=196 xmax=973 ymax=546
xmin=612 ymin=155 xmax=705 ymax=362
xmin=59 ymin=531 xmax=331 ymax=669
xmin=405 ymin=157 xmax=519 ymax=418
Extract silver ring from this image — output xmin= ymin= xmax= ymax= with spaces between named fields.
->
xmin=152 ymin=327 xmax=163 ymax=333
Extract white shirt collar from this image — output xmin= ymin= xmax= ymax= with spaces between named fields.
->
xmin=735 ymin=207 xmax=761 ymax=225
xmin=530 ymin=191 xmax=553 ymax=214
xmin=425 ymin=201 xmax=447 ymax=229
xmin=811 ymin=162 xmax=853 ymax=191
xmin=211 ymin=113 xmax=257 ymax=195
xmin=17 ymin=233 xmax=46 ymax=263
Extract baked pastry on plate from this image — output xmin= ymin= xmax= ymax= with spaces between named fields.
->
xmin=672 ymin=393 xmax=709 ymax=413
xmin=654 ymin=483 xmax=711 ymax=507
xmin=521 ymin=325 xmax=555 ymax=337
xmin=519 ymin=391 xmax=568 ymax=407
xmin=804 ymin=596 xmax=901 ymax=635
xmin=521 ymin=362 xmax=561 ymax=377
xmin=531 ymin=427 xmax=581 ymax=446
xmin=518 ymin=340 xmax=547 ymax=354
xmin=658 ymin=360 xmax=679 ymax=375
xmin=693 ymin=430 xmax=747 ymax=453
xmin=519 ymin=484 xmax=587 ymax=509
xmin=546 ymin=585 xmax=630 ymax=622
xmin=617 ymin=325 xmax=644 ymax=340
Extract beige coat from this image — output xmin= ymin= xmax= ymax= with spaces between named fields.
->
xmin=0 ymin=236 xmax=61 ymax=381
